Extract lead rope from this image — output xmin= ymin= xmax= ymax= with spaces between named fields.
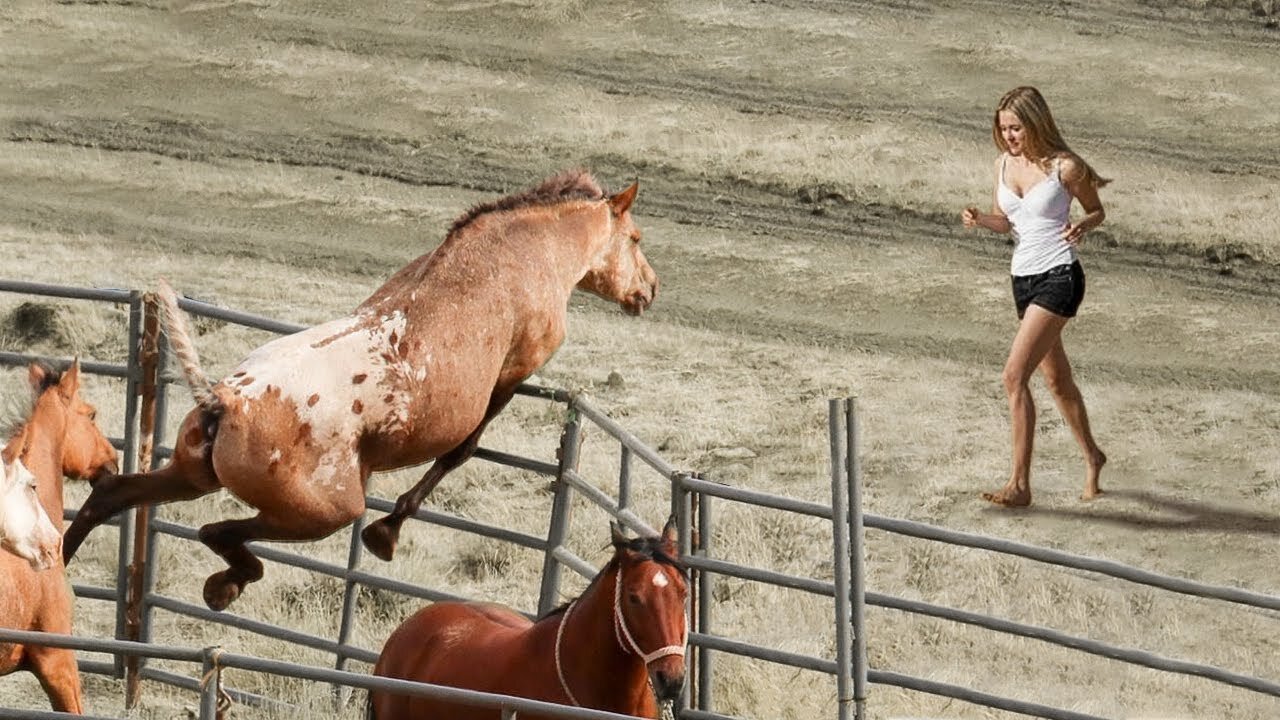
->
xmin=554 ymin=599 xmax=582 ymax=707
xmin=613 ymin=571 xmax=688 ymax=664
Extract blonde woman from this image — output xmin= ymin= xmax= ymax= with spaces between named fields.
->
xmin=961 ymin=86 xmax=1108 ymax=507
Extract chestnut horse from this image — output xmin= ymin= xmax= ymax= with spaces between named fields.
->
xmin=369 ymin=518 xmax=688 ymax=719
xmin=63 ymin=169 xmax=658 ymax=611
xmin=1 ymin=360 xmax=119 ymax=713
xmin=0 ymin=451 xmax=60 ymax=571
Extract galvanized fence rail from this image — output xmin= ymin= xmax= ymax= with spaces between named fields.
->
xmin=2 ymin=279 xmax=1278 ymax=720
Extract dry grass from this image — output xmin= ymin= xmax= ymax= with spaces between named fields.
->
xmin=2 ymin=0 xmax=1280 ymax=718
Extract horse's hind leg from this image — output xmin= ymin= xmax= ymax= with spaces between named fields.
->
xmin=63 ymin=463 xmax=217 ymax=563
xmin=198 ymin=511 xmax=353 ymax=611
xmin=29 ymin=647 xmax=83 ymax=713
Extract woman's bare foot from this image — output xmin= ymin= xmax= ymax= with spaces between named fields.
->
xmin=1081 ymin=449 xmax=1107 ymax=500
xmin=982 ymin=483 xmax=1031 ymax=507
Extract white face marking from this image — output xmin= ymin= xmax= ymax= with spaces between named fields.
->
xmin=652 ymin=570 xmax=669 ymax=588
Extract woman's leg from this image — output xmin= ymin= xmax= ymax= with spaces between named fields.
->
xmin=985 ymin=305 xmax=1069 ymax=506
xmin=1039 ymin=336 xmax=1107 ymax=499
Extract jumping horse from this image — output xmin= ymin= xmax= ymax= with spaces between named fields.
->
xmin=0 ymin=449 xmax=60 ymax=571
xmin=63 ymin=170 xmax=659 ymax=611
xmin=1 ymin=360 xmax=120 ymax=713
xmin=369 ymin=518 xmax=688 ymax=719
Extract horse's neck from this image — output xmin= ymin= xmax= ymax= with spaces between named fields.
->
xmin=14 ymin=419 xmax=64 ymax=519
xmin=559 ymin=567 xmax=651 ymax=712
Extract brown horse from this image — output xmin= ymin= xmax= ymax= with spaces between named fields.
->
xmin=1 ymin=360 xmax=119 ymax=713
xmin=369 ymin=518 xmax=688 ymax=719
xmin=0 ymin=451 xmax=60 ymax=571
xmin=63 ymin=169 xmax=658 ymax=611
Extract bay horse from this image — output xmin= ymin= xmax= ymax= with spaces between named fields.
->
xmin=369 ymin=518 xmax=688 ymax=719
xmin=1 ymin=360 xmax=120 ymax=713
xmin=0 ymin=452 xmax=60 ymax=571
xmin=62 ymin=169 xmax=658 ymax=611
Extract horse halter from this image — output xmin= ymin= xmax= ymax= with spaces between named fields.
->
xmin=554 ymin=562 xmax=688 ymax=707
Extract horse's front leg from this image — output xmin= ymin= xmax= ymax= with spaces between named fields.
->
xmin=362 ymin=389 xmax=515 ymax=562
xmin=28 ymin=646 xmax=83 ymax=713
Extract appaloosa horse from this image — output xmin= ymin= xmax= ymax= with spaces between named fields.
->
xmin=1 ymin=360 xmax=119 ymax=714
xmin=369 ymin=518 xmax=687 ymax=719
xmin=0 ymin=450 xmax=60 ymax=571
xmin=63 ymin=170 xmax=658 ymax=611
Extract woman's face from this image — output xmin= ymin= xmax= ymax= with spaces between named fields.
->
xmin=998 ymin=110 xmax=1026 ymax=156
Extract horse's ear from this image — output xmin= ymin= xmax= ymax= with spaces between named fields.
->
xmin=58 ymin=358 xmax=82 ymax=399
xmin=608 ymin=181 xmax=639 ymax=216
xmin=660 ymin=514 xmax=678 ymax=550
xmin=610 ymin=521 xmax=629 ymax=548
xmin=27 ymin=362 xmax=48 ymax=391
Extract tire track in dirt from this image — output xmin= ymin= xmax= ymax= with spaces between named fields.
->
xmin=165 ymin=1 xmax=1280 ymax=179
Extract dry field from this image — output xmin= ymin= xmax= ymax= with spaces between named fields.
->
xmin=2 ymin=1 xmax=1279 ymax=718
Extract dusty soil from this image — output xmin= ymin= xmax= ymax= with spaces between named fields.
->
xmin=1 ymin=1 xmax=1279 ymax=718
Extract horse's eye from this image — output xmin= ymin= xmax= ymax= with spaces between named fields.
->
xmin=630 ymin=232 xmax=641 ymax=244
xmin=628 ymin=592 xmax=642 ymax=605
xmin=89 ymin=410 xmax=97 ymax=421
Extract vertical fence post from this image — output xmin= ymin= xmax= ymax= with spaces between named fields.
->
xmin=125 ymin=293 xmax=161 ymax=707
xmin=538 ymin=409 xmax=582 ymax=615
xmin=618 ymin=446 xmax=632 ymax=510
xmin=138 ymin=321 xmax=169 ymax=656
xmin=845 ymin=399 xmax=868 ymax=720
xmin=673 ymin=472 xmax=694 ymax=716
xmin=333 ymin=508 xmax=369 ymax=707
xmin=696 ymin=488 xmax=714 ymax=713
xmin=199 ymin=646 xmax=225 ymax=720
xmin=829 ymin=400 xmax=854 ymax=720
xmin=112 ymin=291 xmax=144 ymax=679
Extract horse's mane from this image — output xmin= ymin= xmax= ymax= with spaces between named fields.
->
xmin=446 ymin=169 xmax=607 ymax=241
xmin=538 ymin=534 xmax=684 ymax=621
xmin=0 ymin=362 xmax=58 ymax=442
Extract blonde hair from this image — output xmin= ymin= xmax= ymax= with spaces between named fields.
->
xmin=992 ymin=86 xmax=1111 ymax=189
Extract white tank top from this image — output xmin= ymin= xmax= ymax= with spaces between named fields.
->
xmin=997 ymin=154 xmax=1078 ymax=276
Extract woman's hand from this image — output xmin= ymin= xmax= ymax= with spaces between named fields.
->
xmin=962 ymin=206 xmax=981 ymax=229
xmin=1061 ymin=222 xmax=1086 ymax=246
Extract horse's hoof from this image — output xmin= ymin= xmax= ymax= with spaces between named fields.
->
xmin=203 ymin=572 xmax=242 ymax=611
xmin=361 ymin=519 xmax=399 ymax=562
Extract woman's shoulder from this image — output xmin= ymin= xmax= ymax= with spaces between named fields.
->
xmin=1053 ymin=152 xmax=1087 ymax=183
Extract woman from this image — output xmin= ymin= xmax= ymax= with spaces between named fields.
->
xmin=961 ymin=86 xmax=1108 ymax=507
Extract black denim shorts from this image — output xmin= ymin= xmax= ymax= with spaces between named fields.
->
xmin=1011 ymin=261 xmax=1085 ymax=319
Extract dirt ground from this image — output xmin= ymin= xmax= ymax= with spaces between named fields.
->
xmin=1 ymin=1 xmax=1279 ymax=718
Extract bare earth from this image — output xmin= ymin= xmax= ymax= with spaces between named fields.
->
xmin=1 ymin=1 xmax=1279 ymax=718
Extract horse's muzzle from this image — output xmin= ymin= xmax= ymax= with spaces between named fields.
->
xmin=90 ymin=460 xmax=119 ymax=486
xmin=649 ymin=667 xmax=685 ymax=704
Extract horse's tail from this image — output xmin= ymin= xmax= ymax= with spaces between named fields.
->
xmin=364 ymin=690 xmax=377 ymax=720
xmin=155 ymin=279 xmax=218 ymax=413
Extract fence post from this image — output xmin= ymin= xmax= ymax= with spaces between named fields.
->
xmin=696 ymin=487 xmax=714 ymax=713
xmin=125 ymin=292 xmax=161 ymax=707
xmin=333 ymin=508 xmax=370 ymax=707
xmin=845 ymin=399 xmax=868 ymax=720
xmin=538 ymin=410 xmax=582 ymax=615
xmin=112 ymin=291 xmax=144 ymax=679
xmin=829 ymin=400 xmax=854 ymax=720
xmin=674 ymin=472 xmax=694 ymax=716
xmin=199 ymin=646 xmax=226 ymax=720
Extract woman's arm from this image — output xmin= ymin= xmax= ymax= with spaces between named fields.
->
xmin=962 ymin=157 xmax=1012 ymax=234
xmin=1059 ymin=154 xmax=1105 ymax=246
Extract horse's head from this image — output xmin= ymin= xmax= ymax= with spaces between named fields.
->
xmin=610 ymin=516 xmax=687 ymax=704
xmin=0 ymin=448 xmax=61 ymax=571
xmin=29 ymin=360 xmax=119 ymax=483
xmin=579 ymin=182 xmax=658 ymax=316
